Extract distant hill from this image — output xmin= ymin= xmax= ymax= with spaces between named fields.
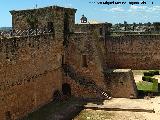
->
xmin=0 ymin=27 xmax=12 ymax=32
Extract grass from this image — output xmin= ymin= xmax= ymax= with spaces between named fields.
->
xmin=136 ymin=80 xmax=158 ymax=92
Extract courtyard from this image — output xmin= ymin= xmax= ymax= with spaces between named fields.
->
xmin=20 ymin=70 xmax=160 ymax=120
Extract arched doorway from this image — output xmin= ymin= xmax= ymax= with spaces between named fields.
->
xmin=62 ymin=83 xmax=71 ymax=96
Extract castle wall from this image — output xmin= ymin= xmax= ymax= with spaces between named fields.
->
xmin=0 ymin=34 xmax=63 ymax=120
xmin=63 ymin=32 xmax=107 ymax=98
xmin=105 ymin=35 xmax=160 ymax=69
xmin=105 ymin=69 xmax=137 ymax=98
xmin=10 ymin=6 xmax=76 ymax=40
xmin=75 ymin=23 xmax=111 ymax=39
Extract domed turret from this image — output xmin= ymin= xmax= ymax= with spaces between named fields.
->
xmin=80 ymin=15 xmax=87 ymax=23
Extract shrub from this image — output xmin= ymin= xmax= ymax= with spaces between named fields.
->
xmin=142 ymin=76 xmax=153 ymax=82
xmin=152 ymin=79 xmax=158 ymax=92
xmin=149 ymin=70 xmax=159 ymax=75
xmin=143 ymin=71 xmax=154 ymax=76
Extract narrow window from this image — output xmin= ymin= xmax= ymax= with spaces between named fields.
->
xmin=5 ymin=111 xmax=12 ymax=120
xmin=62 ymin=55 xmax=64 ymax=65
xmin=82 ymin=55 xmax=88 ymax=67
xmin=47 ymin=22 xmax=54 ymax=33
xmin=99 ymin=28 xmax=103 ymax=35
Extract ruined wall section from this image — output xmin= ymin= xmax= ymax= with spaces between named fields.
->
xmin=0 ymin=34 xmax=63 ymax=120
xmin=105 ymin=35 xmax=160 ymax=69
xmin=63 ymin=32 xmax=107 ymax=98
xmin=105 ymin=69 xmax=137 ymax=98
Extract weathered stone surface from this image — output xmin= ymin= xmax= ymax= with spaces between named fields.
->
xmin=105 ymin=35 xmax=160 ymax=69
xmin=105 ymin=69 xmax=137 ymax=98
xmin=0 ymin=34 xmax=63 ymax=120
xmin=0 ymin=4 xmax=142 ymax=120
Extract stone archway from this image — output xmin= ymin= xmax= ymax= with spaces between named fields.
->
xmin=62 ymin=83 xmax=71 ymax=96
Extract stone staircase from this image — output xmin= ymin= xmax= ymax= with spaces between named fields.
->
xmin=63 ymin=64 xmax=111 ymax=100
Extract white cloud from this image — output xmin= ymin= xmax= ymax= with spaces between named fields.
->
xmin=101 ymin=5 xmax=160 ymax=13
xmin=129 ymin=5 xmax=160 ymax=12
xmin=110 ymin=7 xmax=124 ymax=12
xmin=150 ymin=6 xmax=160 ymax=11
xmin=102 ymin=7 xmax=124 ymax=12
xmin=130 ymin=5 xmax=147 ymax=10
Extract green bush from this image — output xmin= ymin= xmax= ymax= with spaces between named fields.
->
xmin=143 ymin=71 xmax=154 ymax=76
xmin=142 ymin=76 xmax=154 ymax=82
xmin=143 ymin=70 xmax=159 ymax=76
xmin=152 ymin=79 xmax=158 ymax=92
xmin=149 ymin=70 xmax=159 ymax=75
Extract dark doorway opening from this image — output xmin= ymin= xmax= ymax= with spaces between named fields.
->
xmin=82 ymin=55 xmax=88 ymax=67
xmin=62 ymin=83 xmax=71 ymax=96
xmin=99 ymin=28 xmax=103 ymax=35
xmin=5 ymin=111 xmax=12 ymax=120
xmin=62 ymin=55 xmax=64 ymax=66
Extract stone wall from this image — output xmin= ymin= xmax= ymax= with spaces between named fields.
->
xmin=10 ymin=6 xmax=77 ymax=40
xmin=0 ymin=34 xmax=63 ymax=120
xmin=105 ymin=35 xmax=160 ymax=69
xmin=105 ymin=69 xmax=137 ymax=98
xmin=75 ymin=23 xmax=111 ymax=39
xmin=63 ymin=32 xmax=107 ymax=98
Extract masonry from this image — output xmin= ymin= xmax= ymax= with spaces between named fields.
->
xmin=0 ymin=34 xmax=63 ymax=120
xmin=0 ymin=5 xmax=139 ymax=120
xmin=0 ymin=6 xmax=75 ymax=120
xmin=105 ymin=35 xmax=160 ymax=69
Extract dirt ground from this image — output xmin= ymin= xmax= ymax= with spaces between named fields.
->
xmin=74 ymin=97 xmax=160 ymax=120
xmin=74 ymin=70 xmax=160 ymax=120
xmin=22 ymin=70 xmax=160 ymax=120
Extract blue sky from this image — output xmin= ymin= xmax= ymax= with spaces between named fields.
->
xmin=0 ymin=0 xmax=160 ymax=27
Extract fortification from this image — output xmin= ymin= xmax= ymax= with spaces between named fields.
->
xmin=105 ymin=35 xmax=160 ymax=69
xmin=0 ymin=5 xmax=139 ymax=120
xmin=0 ymin=6 xmax=76 ymax=120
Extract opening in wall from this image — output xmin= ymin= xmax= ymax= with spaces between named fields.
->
xmin=99 ymin=28 xmax=103 ymax=36
xmin=62 ymin=55 xmax=64 ymax=65
xmin=47 ymin=22 xmax=54 ymax=33
xmin=82 ymin=55 xmax=88 ymax=67
xmin=5 ymin=111 xmax=12 ymax=120
xmin=62 ymin=83 xmax=71 ymax=96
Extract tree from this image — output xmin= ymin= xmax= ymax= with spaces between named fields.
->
xmin=133 ymin=22 xmax=136 ymax=31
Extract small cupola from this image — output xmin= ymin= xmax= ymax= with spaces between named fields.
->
xmin=80 ymin=15 xmax=87 ymax=23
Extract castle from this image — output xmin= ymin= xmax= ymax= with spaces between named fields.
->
xmin=2 ymin=5 xmax=160 ymax=119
